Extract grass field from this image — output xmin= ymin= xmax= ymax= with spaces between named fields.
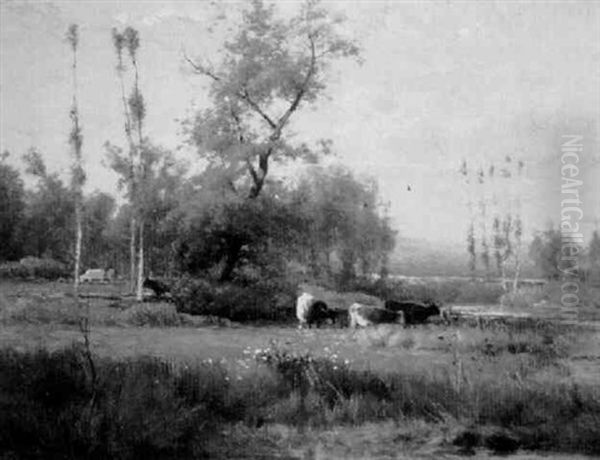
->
xmin=1 ymin=279 xmax=600 ymax=458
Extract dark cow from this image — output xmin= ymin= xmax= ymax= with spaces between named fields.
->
xmin=384 ymin=299 xmax=441 ymax=325
xmin=143 ymin=277 xmax=171 ymax=299
xmin=307 ymin=300 xmax=338 ymax=328
xmin=349 ymin=303 xmax=405 ymax=328
xmin=296 ymin=293 xmax=337 ymax=328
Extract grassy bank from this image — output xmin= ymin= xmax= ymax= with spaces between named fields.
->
xmin=1 ymin=341 xmax=599 ymax=459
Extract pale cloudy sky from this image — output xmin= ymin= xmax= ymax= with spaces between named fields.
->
xmin=1 ymin=0 xmax=599 ymax=245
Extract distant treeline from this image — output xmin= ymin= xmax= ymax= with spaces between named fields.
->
xmin=0 ymin=153 xmax=394 ymax=288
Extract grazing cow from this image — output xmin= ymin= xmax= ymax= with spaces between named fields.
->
xmin=348 ymin=303 xmax=405 ymax=328
xmin=296 ymin=293 xmax=336 ymax=328
xmin=384 ymin=299 xmax=441 ymax=325
xmin=142 ymin=277 xmax=171 ymax=299
xmin=80 ymin=269 xmax=107 ymax=283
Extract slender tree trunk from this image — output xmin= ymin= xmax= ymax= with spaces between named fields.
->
xmin=136 ymin=220 xmax=144 ymax=301
xmin=67 ymin=24 xmax=84 ymax=300
xmin=512 ymin=255 xmax=521 ymax=293
xmin=130 ymin=33 xmax=146 ymax=299
xmin=130 ymin=217 xmax=136 ymax=293
xmin=501 ymin=259 xmax=509 ymax=292
xmin=74 ymin=213 xmax=82 ymax=291
xmin=67 ymin=25 xmax=96 ymax=414
xmin=112 ymin=30 xmax=138 ymax=295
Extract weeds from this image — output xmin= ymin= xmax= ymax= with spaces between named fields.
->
xmin=125 ymin=302 xmax=182 ymax=327
xmin=1 ymin=345 xmax=599 ymax=457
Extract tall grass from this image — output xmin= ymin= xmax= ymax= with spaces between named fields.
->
xmin=1 ymin=344 xmax=599 ymax=458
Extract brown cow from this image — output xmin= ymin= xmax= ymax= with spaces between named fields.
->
xmin=384 ymin=299 xmax=440 ymax=325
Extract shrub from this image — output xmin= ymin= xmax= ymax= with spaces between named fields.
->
xmin=0 ymin=257 xmax=70 ymax=280
xmin=171 ymin=275 xmax=215 ymax=315
xmin=1 ymin=297 xmax=79 ymax=326
xmin=125 ymin=303 xmax=182 ymax=327
xmin=210 ymin=281 xmax=296 ymax=322
xmin=172 ymin=276 xmax=296 ymax=323
xmin=0 ymin=261 xmax=30 ymax=279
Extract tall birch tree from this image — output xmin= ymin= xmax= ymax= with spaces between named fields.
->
xmin=66 ymin=24 xmax=85 ymax=294
xmin=111 ymin=28 xmax=138 ymax=294
xmin=108 ymin=26 xmax=147 ymax=300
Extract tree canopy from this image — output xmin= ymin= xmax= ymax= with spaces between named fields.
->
xmin=186 ymin=0 xmax=360 ymax=199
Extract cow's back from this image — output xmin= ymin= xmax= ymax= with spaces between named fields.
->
xmin=296 ymin=292 xmax=315 ymax=324
xmin=384 ymin=299 xmax=440 ymax=325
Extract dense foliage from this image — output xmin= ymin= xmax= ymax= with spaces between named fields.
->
xmin=0 ymin=153 xmax=26 ymax=261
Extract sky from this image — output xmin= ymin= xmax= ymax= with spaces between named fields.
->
xmin=1 ymin=0 xmax=599 ymax=246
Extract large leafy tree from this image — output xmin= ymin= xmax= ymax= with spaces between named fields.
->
xmin=289 ymin=165 xmax=396 ymax=285
xmin=174 ymin=190 xmax=304 ymax=280
xmin=0 ymin=151 xmax=26 ymax=261
xmin=186 ymin=0 xmax=360 ymax=280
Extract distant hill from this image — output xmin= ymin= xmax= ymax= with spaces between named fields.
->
xmin=388 ymin=237 xmax=539 ymax=278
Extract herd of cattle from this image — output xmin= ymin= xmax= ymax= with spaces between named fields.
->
xmin=296 ymin=292 xmax=442 ymax=329
xmin=140 ymin=277 xmax=448 ymax=329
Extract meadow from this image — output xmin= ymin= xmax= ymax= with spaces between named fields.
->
xmin=1 ymin=279 xmax=600 ymax=459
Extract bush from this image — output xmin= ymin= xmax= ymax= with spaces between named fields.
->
xmin=171 ymin=275 xmax=215 ymax=315
xmin=0 ymin=261 xmax=30 ymax=279
xmin=125 ymin=303 xmax=182 ymax=327
xmin=1 ymin=297 xmax=79 ymax=326
xmin=0 ymin=257 xmax=70 ymax=280
xmin=172 ymin=276 xmax=296 ymax=323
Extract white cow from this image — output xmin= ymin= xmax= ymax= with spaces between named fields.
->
xmin=296 ymin=292 xmax=316 ymax=328
xmin=80 ymin=269 xmax=107 ymax=283
xmin=349 ymin=302 xmax=404 ymax=328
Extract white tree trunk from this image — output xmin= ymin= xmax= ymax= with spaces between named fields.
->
xmin=136 ymin=220 xmax=144 ymax=302
xmin=512 ymin=252 xmax=522 ymax=293
xmin=501 ymin=260 xmax=508 ymax=292
xmin=74 ymin=216 xmax=82 ymax=292
xmin=130 ymin=217 xmax=136 ymax=294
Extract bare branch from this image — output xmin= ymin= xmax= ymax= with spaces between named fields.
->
xmin=183 ymin=50 xmax=221 ymax=82
xmin=271 ymin=34 xmax=317 ymax=141
xmin=238 ymin=88 xmax=277 ymax=130
xmin=184 ymin=48 xmax=278 ymax=131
